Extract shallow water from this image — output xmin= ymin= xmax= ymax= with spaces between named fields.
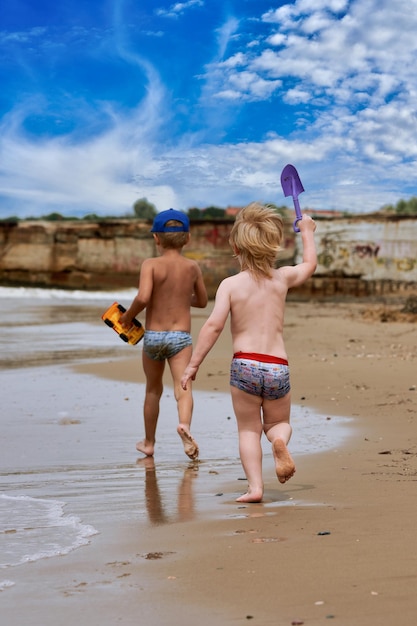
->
xmin=0 ymin=287 xmax=352 ymax=581
xmin=0 ymin=494 xmax=97 ymax=569
xmin=0 ymin=286 xmax=132 ymax=368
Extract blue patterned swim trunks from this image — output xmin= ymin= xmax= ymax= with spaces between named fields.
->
xmin=230 ymin=352 xmax=290 ymax=400
xmin=143 ymin=330 xmax=192 ymax=361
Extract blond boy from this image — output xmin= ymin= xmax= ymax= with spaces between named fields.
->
xmin=182 ymin=202 xmax=317 ymax=501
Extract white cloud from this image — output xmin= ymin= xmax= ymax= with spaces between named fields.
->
xmin=220 ymin=52 xmax=247 ymax=69
xmin=215 ymin=0 xmax=417 ymax=109
xmin=284 ymin=88 xmax=311 ymax=104
xmin=1 ymin=95 xmax=414 ymax=217
xmin=298 ymin=0 xmax=349 ymax=12
xmin=225 ymin=71 xmax=281 ymax=100
xmin=0 ymin=26 xmax=47 ymax=44
xmin=267 ymin=33 xmax=286 ymax=47
xmin=215 ymin=17 xmax=240 ymax=60
xmin=1 ymin=0 xmax=417 ymax=218
xmin=155 ymin=0 xmax=204 ymax=19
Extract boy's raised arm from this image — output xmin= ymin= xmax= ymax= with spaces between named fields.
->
xmin=300 ymin=215 xmax=317 ymax=267
xmin=284 ymin=215 xmax=317 ymax=289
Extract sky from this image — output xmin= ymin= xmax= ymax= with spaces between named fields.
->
xmin=0 ymin=0 xmax=416 ymax=218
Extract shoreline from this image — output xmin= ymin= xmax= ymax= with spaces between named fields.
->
xmin=1 ymin=299 xmax=417 ymax=625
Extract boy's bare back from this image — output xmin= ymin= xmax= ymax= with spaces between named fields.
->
xmin=220 ymin=268 xmax=290 ymax=358
xmin=140 ymin=250 xmax=206 ymax=331
xmin=121 ymin=248 xmax=207 ymax=332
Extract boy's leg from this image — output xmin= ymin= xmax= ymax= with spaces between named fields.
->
xmin=262 ymin=393 xmax=295 ymax=483
xmin=230 ymin=385 xmax=264 ymax=503
xmin=168 ymin=345 xmax=199 ymax=460
xmin=137 ymin=351 xmax=165 ymax=456
xmin=168 ymin=345 xmax=193 ymax=425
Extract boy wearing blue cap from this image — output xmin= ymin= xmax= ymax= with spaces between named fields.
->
xmin=120 ymin=209 xmax=208 ymax=460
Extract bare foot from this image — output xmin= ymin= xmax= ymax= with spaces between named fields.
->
xmin=177 ymin=425 xmax=199 ymax=460
xmin=236 ymin=488 xmax=263 ymax=503
xmin=136 ymin=439 xmax=155 ymax=456
xmin=273 ymin=438 xmax=295 ymax=483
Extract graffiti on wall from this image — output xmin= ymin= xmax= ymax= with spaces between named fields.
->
xmin=314 ymin=223 xmax=417 ymax=281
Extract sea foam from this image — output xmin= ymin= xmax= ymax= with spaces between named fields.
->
xmin=0 ymin=494 xmax=98 ymax=569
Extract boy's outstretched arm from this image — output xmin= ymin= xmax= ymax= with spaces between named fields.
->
xmin=181 ymin=280 xmax=230 ymax=389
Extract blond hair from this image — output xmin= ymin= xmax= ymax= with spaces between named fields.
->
xmin=156 ymin=220 xmax=190 ymax=249
xmin=229 ymin=202 xmax=284 ymax=278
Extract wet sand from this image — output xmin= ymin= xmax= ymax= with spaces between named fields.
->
xmin=1 ymin=299 xmax=417 ymax=625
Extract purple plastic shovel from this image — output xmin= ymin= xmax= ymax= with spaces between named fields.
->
xmin=280 ymin=164 xmax=305 ymax=233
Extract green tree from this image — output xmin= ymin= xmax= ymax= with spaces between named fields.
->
xmin=133 ymin=197 xmax=157 ymax=219
xmin=381 ymin=197 xmax=417 ymax=215
xmin=83 ymin=213 xmax=101 ymax=221
xmin=43 ymin=212 xmax=65 ymax=221
xmin=187 ymin=207 xmax=203 ymax=218
xmin=398 ymin=196 xmax=417 ymax=214
xmin=203 ymin=206 xmax=225 ymax=218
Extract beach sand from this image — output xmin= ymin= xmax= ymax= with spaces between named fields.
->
xmin=1 ymin=298 xmax=417 ymax=625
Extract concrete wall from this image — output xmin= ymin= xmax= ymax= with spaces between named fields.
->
xmin=311 ymin=217 xmax=417 ymax=282
xmin=0 ymin=215 xmax=416 ymax=299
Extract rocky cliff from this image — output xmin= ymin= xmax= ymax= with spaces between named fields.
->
xmin=0 ymin=215 xmax=416 ymax=299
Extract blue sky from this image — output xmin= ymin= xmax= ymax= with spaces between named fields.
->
xmin=1 ymin=0 xmax=416 ymax=218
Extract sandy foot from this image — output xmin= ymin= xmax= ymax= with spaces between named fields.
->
xmin=273 ymin=438 xmax=296 ymax=483
xmin=236 ymin=489 xmax=263 ymax=503
xmin=136 ymin=439 xmax=155 ymax=456
xmin=177 ymin=425 xmax=199 ymax=460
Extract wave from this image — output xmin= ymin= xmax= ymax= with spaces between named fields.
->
xmin=0 ymin=494 xmax=98 ymax=569
xmin=0 ymin=286 xmax=138 ymax=301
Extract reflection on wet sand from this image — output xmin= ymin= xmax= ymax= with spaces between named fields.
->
xmin=136 ymin=457 xmax=199 ymax=525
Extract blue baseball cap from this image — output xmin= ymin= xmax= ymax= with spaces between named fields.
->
xmin=150 ymin=209 xmax=190 ymax=233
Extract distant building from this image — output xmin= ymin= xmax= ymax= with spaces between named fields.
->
xmin=225 ymin=206 xmax=243 ymax=217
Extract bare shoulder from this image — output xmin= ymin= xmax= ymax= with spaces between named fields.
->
xmin=176 ymin=255 xmax=202 ymax=273
xmin=141 ymin=257 xmax=157 ymax=269
xmin=275 ymin=265 xmax=294 ymax=280
xmin=185 ymin=257 xmax=201 ymax=269
xmin=181 ymin=256 xmax=206 ymax=280
xmin=225 ymin=271 xmax=256 ymax=290
xmin=218 ymin=273 xmax=241 ymax=290
xmin=215 ymin=273 xmax=243 ymax=299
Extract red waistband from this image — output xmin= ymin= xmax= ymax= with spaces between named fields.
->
xmin=233 ymin=352 xmax=288 ymax=365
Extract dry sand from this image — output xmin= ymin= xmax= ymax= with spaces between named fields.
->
xmin=2 ymin=299 xmax=417 ymax=625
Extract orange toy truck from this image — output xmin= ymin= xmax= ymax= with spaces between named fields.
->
xmin=101 ymin=302 xmax=144 ymax=345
